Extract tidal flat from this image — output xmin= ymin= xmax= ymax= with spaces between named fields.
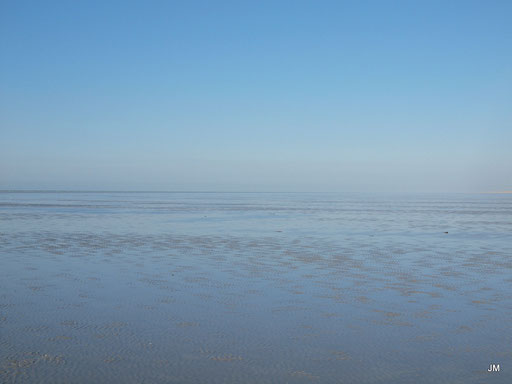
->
xmin=1 ymin=191 xmax=511 ymax=383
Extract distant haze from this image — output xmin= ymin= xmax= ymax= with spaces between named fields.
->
xmin=1 ymin=1 xmax=511 ymax=192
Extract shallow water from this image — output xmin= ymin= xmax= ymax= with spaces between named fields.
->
xmin=1 ymin=191 xmax=511 ymax=383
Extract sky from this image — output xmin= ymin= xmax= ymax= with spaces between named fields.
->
xmin=1 ymin=0 xmax=511 ymax=192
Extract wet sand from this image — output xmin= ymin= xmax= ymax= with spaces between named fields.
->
xmin=1 ymin=192 xmax=511 ymax=383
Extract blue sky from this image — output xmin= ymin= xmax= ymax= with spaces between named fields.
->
xmin=1 ymin=0 xmax=510 ymax=192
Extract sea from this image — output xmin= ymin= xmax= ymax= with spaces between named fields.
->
xmin=1 ymin=191 xmax=511 ymax=383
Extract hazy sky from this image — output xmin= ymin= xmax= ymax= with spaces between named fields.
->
xmin=1 ymin=0 xmax=511 ymax=192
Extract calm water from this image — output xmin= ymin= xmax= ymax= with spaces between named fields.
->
xmin=1 ymin=191 xmax=511 ymax=383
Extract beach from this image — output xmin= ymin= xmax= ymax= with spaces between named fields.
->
xmin=1 ymin=191 xmax=511 ymax=383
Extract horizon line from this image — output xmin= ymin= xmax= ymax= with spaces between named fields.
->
xmin=0 ymin=189 xmax=505 ymax=194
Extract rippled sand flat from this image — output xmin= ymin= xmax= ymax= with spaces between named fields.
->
xmin=1 ymin=192 xmax=511 ymax=383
